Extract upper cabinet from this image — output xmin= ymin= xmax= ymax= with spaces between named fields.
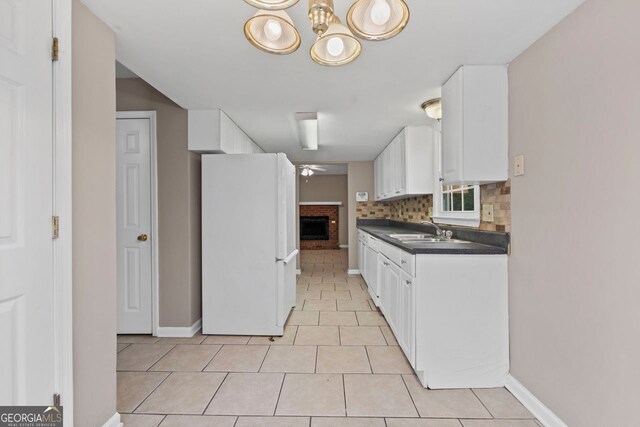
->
xmin=374 ymin=126 xmax=435 ymax=201
xmin=188 ymin=109 xmax=265 ymax=154
xmin=441 ymin=65 xmax=508 ymax=185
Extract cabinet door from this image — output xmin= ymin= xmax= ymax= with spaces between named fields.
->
xmin=358 ymin=238 xmax=364 ymax=274
xmin=386 ymin=262 xmax=401 ymax=336
xmin=377 ymin=254 xmax=389 ymax=315
xmin=366 ymin=245 xmax=377 ymax=292
xmin=374 ymin=156 xmax=381 ymax=200
xmin=394 ymin=131 xmax=406 ymax=195
xmin=441 ymin=67 xmax=464 ymax=183
xmin=360 ymin=241 xmax=366 ymax=282
xmin=399 ymin=270 xmax=416 ymax=367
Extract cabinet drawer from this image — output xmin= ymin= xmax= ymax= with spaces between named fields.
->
xmin=379 ymin=241 xmax=401 ymax=266
xmin=368 ymin=235 xmax=379 ymax=251
xmin=400 ymin=251 xmax=415 ymax=276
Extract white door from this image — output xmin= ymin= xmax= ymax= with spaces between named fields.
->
xmin=0 ymin=0 xmax=56 ymax=405
xmin=116 ymin=117 xmax=153 ymax=333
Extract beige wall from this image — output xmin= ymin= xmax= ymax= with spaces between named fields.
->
xmin=116 ymin=78 xmax=201 ymax=327
xmin=299 ymin=174 xmax=349 ymax=245
xmin=72 ymin=0 xmax=116 ymax=424
xmin=347 ymin=162 xmax=374 ymax=269
xmin=508 ymin=0 xmax=640 ymax=425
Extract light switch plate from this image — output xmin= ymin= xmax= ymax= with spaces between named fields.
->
xmin=514 ymin=154 xmax=525 ymax=176
xmin=482 ymin=204 xmax=495 ymax=222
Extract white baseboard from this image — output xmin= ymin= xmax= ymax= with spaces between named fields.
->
xmin=102 ymin=412 xmax=122 ymax=427
xmin=339 ymin=244 xmax=349 ymax=249
xmin=296 ymin=269 xmax=302 ymax=275
xmin=505 ymin=374 xmax=567 ymax=427
xmin=156 ymin=318 xmax=202 ymax=338
xmin=347 ymin=269 xmax=361 ymax=275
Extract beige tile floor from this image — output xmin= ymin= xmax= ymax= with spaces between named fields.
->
xmin=117 ymin=249 xmax=540 ymax=427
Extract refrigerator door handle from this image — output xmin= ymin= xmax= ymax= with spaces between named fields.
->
xmin=277 ymin=249 xmax=299 ymax=265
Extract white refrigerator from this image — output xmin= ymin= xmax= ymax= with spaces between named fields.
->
xmin=202 ymin=153 xmax=298 ymax=336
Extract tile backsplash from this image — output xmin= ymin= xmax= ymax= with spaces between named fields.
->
xmin=356 ymin=180 xmax=511 ymax=232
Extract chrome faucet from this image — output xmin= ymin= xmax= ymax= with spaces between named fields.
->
xmin=421 ymin=220 xmax=453 ymax=239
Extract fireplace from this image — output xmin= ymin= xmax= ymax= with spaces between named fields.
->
xmin=300 ymin=216 xmax=329 ymax=241
xmin=299 ymin=204 xmax=340 ymax=250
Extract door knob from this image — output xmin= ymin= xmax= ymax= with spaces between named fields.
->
xmin=137 ymin=234 xmax=148 ymax=242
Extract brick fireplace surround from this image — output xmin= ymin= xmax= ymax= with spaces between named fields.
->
xmin=300 ymin=205 xmax=339 ymax=250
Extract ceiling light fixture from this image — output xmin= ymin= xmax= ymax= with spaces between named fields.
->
xmin=243 ymin=0 xmax=410 ymax=66
xmin=243 ymin=0 xmax=300 ymax=10
xmin=300 ymin=167 xmax=314 ymax=177
xmin=296 ymin=112 xmax=319 ymax=151
xmin=310 ymin=17 xmax=362 ymax=66
xmin=421 ymin=98 xmax=442 ymax=122
xmin=347 ymin=0 xmax=409 ymax=41
xmin=244 ymin=10 xmax=301 ymax=55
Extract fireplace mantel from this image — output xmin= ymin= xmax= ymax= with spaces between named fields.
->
xmin=299 ymin=202 xmax=343 ymax=206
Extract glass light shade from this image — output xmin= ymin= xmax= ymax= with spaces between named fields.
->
xmin=310 ymin=19 xmax=362 ymax=66
xmin=244 ymin=10 xmax=301 ymax=55
xmin=243 ymin=0 xmax=299 ymax=10
xmin=421 ymin=99 xmax=442 ymax=121
xmin=346 ymin=0 xmax=409 ymax=41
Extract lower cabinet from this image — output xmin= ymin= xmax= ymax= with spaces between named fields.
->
xmin=399 ymin=270 xmax=416 ymax=368
xmin=360 ymin=229 xmax=508 ymax=390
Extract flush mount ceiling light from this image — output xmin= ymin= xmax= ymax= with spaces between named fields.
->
xmin=296 ymin=112 xmax=319 ymax=151
xmin=347 ymin=0 xmax=409 ymax=41
xmin=310 ymin=17 xmax=362 ymax=66
xmin=421 ymin=98 xmax=442 ymax=122
xmin=244 ymin=10 xmax=301 ymax=55
xmin=243 ymin=0 xmax=300 ymax=10
xmin=243 ymin=0 xmax=410 ymax=66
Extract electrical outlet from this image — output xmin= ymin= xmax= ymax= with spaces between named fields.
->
xmin=514 ymin=154 xmax=525 ymax=176
xmin=482 ymin=204 xmax=494 ymax=222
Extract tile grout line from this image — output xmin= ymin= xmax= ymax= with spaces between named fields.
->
xmin=470 ymin=388 xmax=495 ymax=419
xmin=399 ymin=373 xmax=421 ymax=418
xmin=201 ymin=371 xmax=229 ymax=415
xmin=273 ymin=372 xmax=287 ymax=416
xmin=129 ymin=371 xmax=173 ymax=415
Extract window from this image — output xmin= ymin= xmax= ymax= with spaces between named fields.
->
xmin=432 ymin=130 xmax=480 ymax=227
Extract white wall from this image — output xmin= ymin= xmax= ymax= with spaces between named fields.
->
xmin=508 ymin=0 xmax=640 ymax=425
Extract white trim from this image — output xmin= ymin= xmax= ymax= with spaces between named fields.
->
xmin=347 ymin=269 xmax=361 ymax=275
xmin=116 ymin=111 xmax=160 ymax=336
xmin=156 ymin=318 xmax=202 ymax=338
xmin=52 ymin=1 xmax=74 ymax=425
xmin=339 ymin=244 xmax=349 ymax=249
xmin=505 ymin=374 xmax=568 ymax=427
xmin=299 ymin=201 xmax=343 ymax=206
xmin=102 ymin=412 xmax=122 ymax=427
xmin=432 ymin=215 xmax=481 ymax=228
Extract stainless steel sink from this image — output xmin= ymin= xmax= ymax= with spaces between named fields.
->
xmin=387 ymin=233 xmax=437 ymax=240
xmin=387 ymin=233 xmax=473 ymax=244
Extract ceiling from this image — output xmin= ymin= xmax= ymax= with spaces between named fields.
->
xmin=84 ymin=0 xmax=584 ymax=161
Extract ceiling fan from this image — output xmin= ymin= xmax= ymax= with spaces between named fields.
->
xmin=299 ymin=165 xmax=327 ymax=176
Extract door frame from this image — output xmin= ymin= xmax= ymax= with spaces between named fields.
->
xmin=53 ymin=0 xmax=74 ymax=424
xmin=116 ymin=111 xmax=160 ymax=336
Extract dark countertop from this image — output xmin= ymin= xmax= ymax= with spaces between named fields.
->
xmin=357 ymin=219 xmax=509 ymax=255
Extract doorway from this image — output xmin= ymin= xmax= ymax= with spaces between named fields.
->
xmin=116 ymin=111 xmax=159 ymax=335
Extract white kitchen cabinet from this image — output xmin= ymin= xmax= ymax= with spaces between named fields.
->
xmin=359 ymin=228 xmax=508 ymax=389
xmin=374 ymin=126 xmax=435 ymax=201
xmin=399 ymin=270 xmax=416 ymax=367
xmin=386 ymin=261 xmax=401 ymax=336
xmin=188 ymin=109 xmax=264 ymax=154
xmin=441 ymin=65 xmax=508 ymax=185
xmin=358 ymin=235 xmax=367 ymax=282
